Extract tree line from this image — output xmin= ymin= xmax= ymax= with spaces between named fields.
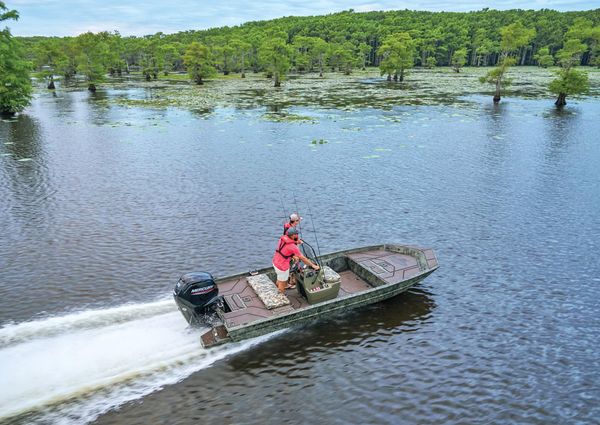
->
xmin=2 ymin=6 xmax=599 ymax=115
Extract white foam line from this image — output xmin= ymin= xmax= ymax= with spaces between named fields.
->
xmin=0 ymin=298 xmax=176 ymax=346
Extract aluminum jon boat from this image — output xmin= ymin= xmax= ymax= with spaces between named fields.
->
xmin=173 ymin=243 xmax=438 ymax=348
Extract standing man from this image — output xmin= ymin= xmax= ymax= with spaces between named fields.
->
xmin=283 ymin=213 xmax=302 ymax=239
xmin=272 ymin=227 xmax=319 ymax=294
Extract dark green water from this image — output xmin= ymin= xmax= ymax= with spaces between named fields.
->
xmin=1 ymin=76 xmax=599 ymax=424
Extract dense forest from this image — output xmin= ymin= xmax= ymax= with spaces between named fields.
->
xmin=2 ymin=6 xmax=599 ymax=114
xmin=19 ymin=8 xmax=600 ymax=79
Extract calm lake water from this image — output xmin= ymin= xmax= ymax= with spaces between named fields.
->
xmin=1 ymin=72 xmax=600 ymax=424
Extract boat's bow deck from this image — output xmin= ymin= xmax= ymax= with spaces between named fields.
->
xmin=346 ymin=249 xmax=430 ymax=285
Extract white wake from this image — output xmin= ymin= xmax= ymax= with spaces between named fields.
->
xmin=0 ymin=300 xmax=276 ymax=424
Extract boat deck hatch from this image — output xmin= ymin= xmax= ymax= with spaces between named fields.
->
xmin=224 ymin=294 xmax=247 ymax=311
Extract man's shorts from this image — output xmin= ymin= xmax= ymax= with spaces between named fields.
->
xmin=273 ymin=263 xmax=290 ymax=281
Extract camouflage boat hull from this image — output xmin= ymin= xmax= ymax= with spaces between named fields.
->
xmin=197 ymin=244 xmax=439 ymax=348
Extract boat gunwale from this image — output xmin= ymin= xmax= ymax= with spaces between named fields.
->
xmin=213 ymin=243 xmax=434 ymax=285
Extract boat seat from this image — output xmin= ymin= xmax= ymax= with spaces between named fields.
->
xmin=323 ymin=266 xmax=341 ymax=284
xmin=246 ymin=274 xmax=291 ymax=310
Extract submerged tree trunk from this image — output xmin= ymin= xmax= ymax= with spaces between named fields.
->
xmin=393 ymin=73 xmax=398 ymax=82
xmin=493 ymin=80 xmax=501 ymax=103
xmin=195 ymin=76 xmax=204 ymax=85
xmin=399 ymin=69 xmax=405 ymax=82
xmin=387 ymin=74 xmax=392 ymax=81
xmin=241 ymin=72 xmax=246 ymax=78
xmin=88 ymin=83 xmax=96 ymax=92
xmin=274 ymin=73 xmax=281 ymax=87
xmin=47 ymin=76 xmax=55 ymax=90
xmin=555 ymin=93 xmax=567 ymax=107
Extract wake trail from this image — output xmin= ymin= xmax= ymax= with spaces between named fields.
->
xmin=0 ymin=300 xmax=278 ymax=424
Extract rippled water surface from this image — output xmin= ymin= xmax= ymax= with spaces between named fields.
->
xmin=1 ymin=72 xmax=600 ymax=424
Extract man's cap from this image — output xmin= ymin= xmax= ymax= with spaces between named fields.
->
xmin=289 ymin=213 xmax=302 ymax=222
xmin=287 ymin=227 xmax=299 ymax=236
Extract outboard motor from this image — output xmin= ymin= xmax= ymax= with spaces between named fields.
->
xmin=173 ymin=272 xmax=220 ymax=325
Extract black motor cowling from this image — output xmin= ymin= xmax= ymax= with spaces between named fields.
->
xmin=173 ymin=272 xmax=220 ymax=325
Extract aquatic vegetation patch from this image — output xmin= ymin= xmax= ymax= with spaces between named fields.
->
xmin=263 ymin=112 xmax=318 ymax=123
xmin=35 ymin=68 xmax=600 ymax=115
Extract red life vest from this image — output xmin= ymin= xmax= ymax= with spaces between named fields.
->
xmin=283 ymin=222 xmax=292 ymax=235
xmin=275 ymin=236 xmax=295 ymax=260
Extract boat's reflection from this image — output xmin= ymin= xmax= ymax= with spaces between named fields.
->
xmin=226 ymin=287 xmax=436 ymax=370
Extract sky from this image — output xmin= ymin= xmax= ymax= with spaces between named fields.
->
xmin=5 ymin=0 xmax=598 ymax=37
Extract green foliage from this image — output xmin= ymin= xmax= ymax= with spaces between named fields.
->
xmin=500 ymin=22 xmax=536 ymax=53
xmin=549 ymin=33 xmax=590 ymax=105
xmin=157 ymin=43 xmax=182 ymax=75
xmin=564 ymin=16 xmax=600 ymax=66
xmin=549 ymin=68 xmax=589 ymax=96
xmin=479 ymin=22 xmax=534 ymax=102
xmin=258 ymin=36 xmax=291 ymax=87
xmin=451 ymin=48 xmax=467 ymax=73
xmin=183 ymin=42 xmax=216 ymax=84
xmin=19 ymin=8 xmax=600 ymax=74
xmin=229 ymin=37 xmax=252 ymax=76
xmin=378 ymin=32 xmax=415 ymax=82
xmin=140 ymin=36 xmax=162 ymax=80
xmin=12 ymin=7 xmax=600 ymax=95
xmin=75 ymin=32 xmax=117 ymax=90
xmin=32 ymin=38 xmax=67 ymax=87
xmin=556 ymin=38 xmax=587 ymax=69
xmin=292 ymin=36 xmax=314 ymax=72
xmin=329 ymin=41 xmax=358 ymax=75
xmin=1 ymin=1 xmax=32 ymax=115
xmin=356 ymin=42 xmax=371 ymax=69
xmin=534 ymin=46 xmax=554 ymax=67
xmin=209 ymin=36 xmax=235 ymax=75
xmin=479 ymin=56 xmax=515 ymax=102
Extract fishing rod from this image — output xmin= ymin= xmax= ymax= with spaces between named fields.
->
xmin=305 ymin=197 xmax=322 ymax=266
xmin=293 ymin=193 xmax=303 ymax=239
xmin=279 ymin=195 xmax=288 ymax=228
